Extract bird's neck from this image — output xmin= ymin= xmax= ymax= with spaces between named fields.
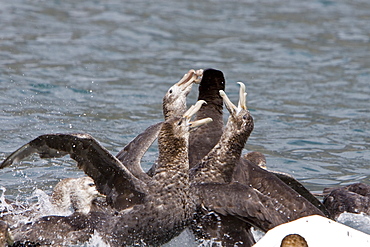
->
xmin=154 ymin=128 xmax=190 ymax=188
xmin=190 ymin=120 xmax=249 ymax=184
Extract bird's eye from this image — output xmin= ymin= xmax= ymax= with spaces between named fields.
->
xmin=243 ymin=115 xmax=248 ymax=120
xmin=88 ymin=183 xmax=95 ymax=187
xmin=169 ymin=89 xmax=173 ymax=94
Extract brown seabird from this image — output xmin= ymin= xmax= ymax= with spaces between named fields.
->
xmin=1 ymin=100 xmax=212 ymax=246
xmin=323 ymin=182 xmax=370 ymax=218
xmin=188 ymin=68 xmax=225 ymax=167
xmin=116 ymin=69 xmax=203 ymax=180
xmin=190 ymin=83 xmax=325 ymax=247
xmin=246 ymin=152 xmax=330 ymax=218
xmin=50 ymin=177 xmax=101 ymax=215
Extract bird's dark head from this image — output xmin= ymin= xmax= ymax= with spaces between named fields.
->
xmin=220 ymin=82 xmax=254 ymax=139
xmin=163 ymin=69 xmax=203 ymax=120
xmin=198 ymin=68 xmax=225 ymax=102
xmin=243 ymin=151 xmax=266 ymax=168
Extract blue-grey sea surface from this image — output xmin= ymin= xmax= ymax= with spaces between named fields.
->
xmin=1 ymin=0 xmax=369 ymax=245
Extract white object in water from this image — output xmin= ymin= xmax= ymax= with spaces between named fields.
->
xmin=253 ymin=215 xmax=370 ymax=247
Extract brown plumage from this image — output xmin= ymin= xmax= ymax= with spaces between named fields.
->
xmin=190 ymin=82 xmax=253 ymax=184
xmin=189 ymin=68 xmax=225 ymax=167
xmin=117 ymin=69 xmax=203 ymax=179
xmin=0 ymin=221 xmax=13 ymax=247
xmin=323 ymin=182 xmax=370 ymax=218
xmin=0 ymin=76 xmax=211 ymax=246
xmin=243 ymin=152 xmax=330 ymax=218
xmin=190 ymin=82 xmax=325 ymax=247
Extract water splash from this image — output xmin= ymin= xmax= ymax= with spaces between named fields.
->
xmin=337 ymin=212 xmax=370 ymax=235
xmin=84 ymin=231 xmax=111 ymax=247
xmin=0 ymin=186 xmax=13 ymax=213
xmin=32 ymin=188 xmax=73 ymax=216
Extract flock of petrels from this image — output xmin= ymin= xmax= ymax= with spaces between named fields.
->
xmin=0 ymin=68 xmax=369 ymax=246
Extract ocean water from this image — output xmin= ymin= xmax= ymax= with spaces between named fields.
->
xmin=1 ymin=0 xmax=369 ymax=245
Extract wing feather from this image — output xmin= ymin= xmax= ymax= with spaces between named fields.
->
xmin=1 ymin=134 xmax=148 ymax=210
xmin=116 ymin=122 xmax=162 ymax=180
xmin=193 ymin=182 xmax=290 ymax=231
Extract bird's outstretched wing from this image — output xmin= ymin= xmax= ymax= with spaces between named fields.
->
xmin=271 ymin=170 xmax=331 ymax=217
xmin=116 ymin=122 xmax=162 ymax=180
xmin=1 ymin=133 xmax=148 ymax=210
xmin=233 ymin=158 xmax=328 ymax=218
xmin=193 ymin=182 xmax=292 ymax=231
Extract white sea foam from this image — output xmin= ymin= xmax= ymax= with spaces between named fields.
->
xmin=337 ymin=212 xmax=370 ymax=235
xmin=32 ymin=188 xmax=74 ymax=216
xmin=4 ymin=186 xmax=370 ymax=246
xmin=0 ymin=186 xmax=13 ymax=212
xmin=84 ymin=231 xmax=111 ymax=247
